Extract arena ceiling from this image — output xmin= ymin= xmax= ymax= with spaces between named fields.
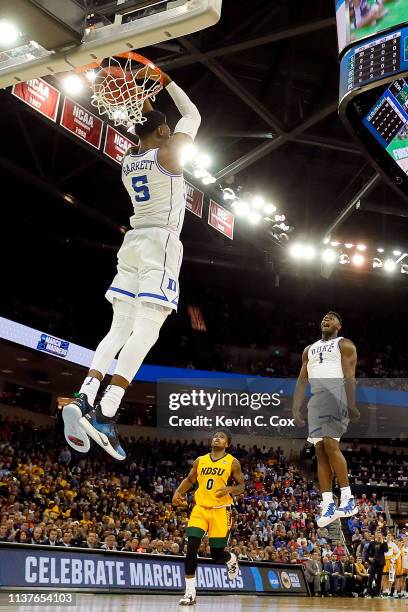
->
xmin=1 ymin=0 xmax=408 ymax=305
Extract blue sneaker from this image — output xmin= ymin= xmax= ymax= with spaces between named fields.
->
xmin=335 ymin=496 xmax=358 ymax=519
xmin=79 ymin=404 xmax=126 ymax=461
xmin=317 ymin=502 xmax=338 ymax=527
xmin=62 ymin=393 xmax=91 ymax=453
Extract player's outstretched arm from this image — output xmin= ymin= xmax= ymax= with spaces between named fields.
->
xmin=215 ymin=459 xmax=245 ymax=498
xmin=158 ymin=71 xmax=201 ymax=174
xmin=172 ymin=458 xmax=199 ymax=506
xmin=292 ymin=346 xmax=309 ymax=427
xmin=340 ymin=338 xmax=359 ymax=422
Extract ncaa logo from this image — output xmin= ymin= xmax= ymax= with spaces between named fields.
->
xmin=267 ymin=570 xmax=280 ymax=589
xmin=280 ymin=571 xmax=291 ymax=589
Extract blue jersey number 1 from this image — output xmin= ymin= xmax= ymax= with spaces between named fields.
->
xmin=131 ymin=175 xmax=150 ymax=202
xmin=319 ymin=353 xmax=323 ymax=364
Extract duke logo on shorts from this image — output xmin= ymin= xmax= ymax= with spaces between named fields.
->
xmin=106 ymin=148 xmax=185 ymax=310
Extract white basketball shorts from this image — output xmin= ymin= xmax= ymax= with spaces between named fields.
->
xmin=105 ymin=227 xmax=183 ymax=311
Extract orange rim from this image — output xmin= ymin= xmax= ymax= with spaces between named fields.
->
xmin=76 ymin=52 xmax=163 ymax=87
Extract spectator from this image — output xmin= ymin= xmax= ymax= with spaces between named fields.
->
xmin=151 ymin=539 xmax=165 ymax=555
xmin=80 ymin=531 xmax=100 ymax=549
xmin=357 ymin=531 xmax=372 ymax=563
xmin=238 ymin=546 xmax=250 ymax=561
xmin=355 ymin=555 xmax=369 ymax=595
xmin=58 ymin=448 xmax=72 ymax=466
xmin=102 ymin=534 xmax=117 ymax=551
xmin=129 ymin=538 xmax=140 ymax=552
xmin=325 ymin=554 xmax=346 ymax=597
xmin=43 ymin=528 xmax=61 ymax=547
xmin=29 ymin=526 xmax=44 ymax=545
xmin=137 ymin=538 xmax=151 ymax=553
xmin=320 ymin=556 xmax=332 ymax=597
xmin=60 ymin=531 xmax=74 ymax=548
xmin=333 ymin=541 xmax=346 ymax=557
xmin=304 ymin=551 xmax=323 ymax=596
xmin=344 ymin=554 xmax=360 ymax=597
xmin=15 ymin=529 xmax=29 ymax=543
xmin=0 ymin=525 xmax=10 ymax=542
xmin=367 ymin=532 xmax=388 ymax=597
xmin=351 ymin=527 xmax=362 ymax=553
xmin=168 ymin=542 xmax=182 ymax=556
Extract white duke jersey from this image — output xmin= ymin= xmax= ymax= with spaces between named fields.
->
xmin=307 ymin=337 xmax=344 ymax=393
xmin=122 ymin=148 xmax=186 ymax=236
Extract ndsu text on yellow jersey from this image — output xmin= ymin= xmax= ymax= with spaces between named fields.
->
xmin=194 ymin=453 xmax=235 ymax=508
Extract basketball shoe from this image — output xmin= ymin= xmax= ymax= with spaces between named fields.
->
xmin=335 ymin=496 xmax=358 ymax=520
xmin=79 ymin=404 xmax=126 ymax=461
xmin=178 ymin=593 xmax=196 ymax=606
xmin=317 ymin=501 xmax=338 ymax=527
xmin=62 ymin=393 xmax=91 ymax=452
xmin=227 ymin=552 xmax=239 ymax=580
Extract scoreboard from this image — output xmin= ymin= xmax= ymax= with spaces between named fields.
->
xmin=365 ymin=94 xmax=405 ymax=146
xmin=338 ymin=14 xmax=408 ymax=198
xmin=340 ymin=26 xmax=408 ymax=100
xmin=363 ymin=78 xmax=408 ymax=177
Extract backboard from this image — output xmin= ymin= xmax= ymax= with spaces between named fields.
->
xmin=0 ymin=0 xmax=222 ymax=88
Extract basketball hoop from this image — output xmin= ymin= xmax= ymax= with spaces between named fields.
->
xmin=76 ymin=52 xmax=164 ymax=127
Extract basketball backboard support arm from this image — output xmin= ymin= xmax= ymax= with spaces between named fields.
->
xmin=0 ymin=0 xmax=222 ymax=88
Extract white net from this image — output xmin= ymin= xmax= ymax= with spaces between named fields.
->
xmin=87 ymin=55 xmax=163 ymax=127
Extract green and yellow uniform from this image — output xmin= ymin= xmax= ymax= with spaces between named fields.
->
xmin=186 ymin=452 xmax=235 ymax=547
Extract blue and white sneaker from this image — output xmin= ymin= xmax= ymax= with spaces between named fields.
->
xmin=335 ymin=496 xmax=358 ymax=520
xmin=317 ymin=502 xmax=338 ymax=527
xmin=79 ymin=404 xmax=126 ymax=461
xmin=62 ymin=393 xmax=91 ymax=453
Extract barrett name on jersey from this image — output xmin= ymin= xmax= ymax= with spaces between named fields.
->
xmin=122 ymin=148 xmax=186 ymax=236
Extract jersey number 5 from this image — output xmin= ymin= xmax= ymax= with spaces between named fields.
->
xmin=131 ymin=175 xmax=150 ymax=202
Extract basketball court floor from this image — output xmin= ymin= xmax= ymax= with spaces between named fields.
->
xmin=0 ymin=593 xmax=406 ymax=611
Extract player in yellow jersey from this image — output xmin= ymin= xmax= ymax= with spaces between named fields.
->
xmin=172 ymin=430 xmax=245 ymax=606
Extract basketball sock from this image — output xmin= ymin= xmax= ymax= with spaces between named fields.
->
xmin=340 ymin=486 xmax=352 ymax=502
xmin=185 ymin=576 xmax=196 ymax=596
xmin=79 ymin=377 xmax=100 ymax=407
xmin=322 ymin=491 xmax=334 ymax=505
xmin=100 ymin=385 xmax=125 ymax=418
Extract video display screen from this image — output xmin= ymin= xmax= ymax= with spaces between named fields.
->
xmin=363 ymin=77 xmax=408 ymax=175
xmin=336 ymin=0 xmax=408 ymax=53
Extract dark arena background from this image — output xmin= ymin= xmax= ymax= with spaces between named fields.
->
xmin=0 ymin=0 xmax=408 ymax=610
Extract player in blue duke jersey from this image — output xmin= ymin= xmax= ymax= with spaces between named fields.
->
xmin=292 ymin=311 xmax=361 ymax=527
xmin=62 ymin=68 xmax=201 ymax=461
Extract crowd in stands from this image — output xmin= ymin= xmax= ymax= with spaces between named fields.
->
xmin=4 ymin=281 xmax=408 ymax=381
xmin=0 ymin=416 xmax=407 ymax=598
xmin=344 ymin=445 xmax=408 ymax=489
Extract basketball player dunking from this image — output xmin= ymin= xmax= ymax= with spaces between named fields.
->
xmin=173 ymin=430 xmax=244 ymax=606
xmin=62 ymin=68 xmax=201 ymax=460
xmin=292 ymin=311 xmax=360 ymax=527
